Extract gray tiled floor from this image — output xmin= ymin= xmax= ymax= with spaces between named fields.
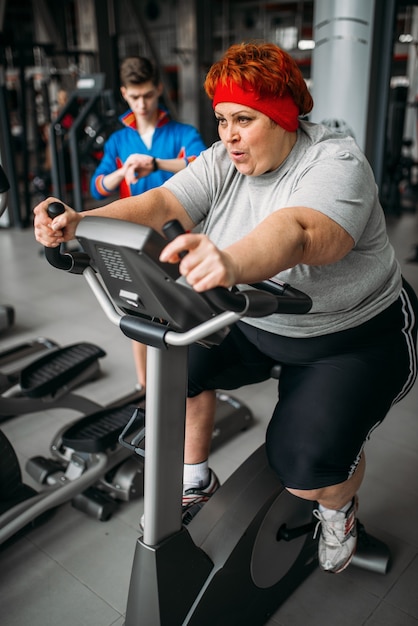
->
xmin=1 ymin=210 xmax=418 ymax=625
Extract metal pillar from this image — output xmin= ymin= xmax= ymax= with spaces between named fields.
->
xmin=175 ymin=0 xmax=200 ymax=126
xmin=403 ymin=6 xmax=418 ymax=165
xmin=364 ymin=0 xmax=397 ymax=191
xmin=311 ymin=0 xmax=376 ymax=151
xmin=175 ymin=0 xmax=217 ymax=144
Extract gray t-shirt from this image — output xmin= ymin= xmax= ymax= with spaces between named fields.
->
xmin=163 ymin=120 xmax=401 ymax=337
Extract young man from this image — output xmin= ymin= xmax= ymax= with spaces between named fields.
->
xmin=90 ymin=56 xmax=206 ymax=387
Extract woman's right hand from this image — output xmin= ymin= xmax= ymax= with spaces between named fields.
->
xmin=160 ymin=232 xmax=238 ymax=293
xmin=33 ymin=197 xmax=82 ymax=247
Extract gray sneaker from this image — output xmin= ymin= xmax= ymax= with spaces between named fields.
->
xmin=313 ymin=496 xmax=358 ymax=573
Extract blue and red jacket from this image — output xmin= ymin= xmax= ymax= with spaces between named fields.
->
xmin=90 ymin=108 xmax=206 ymax=199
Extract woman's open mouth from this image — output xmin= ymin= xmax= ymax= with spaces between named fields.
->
xmin=230 ymin=150 xmax=247 ymax=163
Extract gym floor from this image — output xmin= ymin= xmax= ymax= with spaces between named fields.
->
xmin=0 ymin=207 xmax=418 ymax=626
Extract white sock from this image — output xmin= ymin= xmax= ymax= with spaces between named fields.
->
xmin=318 ymin=499 xmax=352 ymax=519
xmin=183 ymin=461 xmax=209 ymax=491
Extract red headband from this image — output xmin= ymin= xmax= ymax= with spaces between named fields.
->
xmin=212 ymin=79 xmax=299 ymax=132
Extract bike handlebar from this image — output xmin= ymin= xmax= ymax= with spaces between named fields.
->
xmin=45 ymin=202 xmax=91 ymax=274
xmin=44 ymin=203 xmax=312 ymax=318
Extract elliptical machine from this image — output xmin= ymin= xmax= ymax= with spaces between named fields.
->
xmin=43 ymin=207 xmax=391 ymax=626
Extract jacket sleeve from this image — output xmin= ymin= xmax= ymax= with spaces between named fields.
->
xmin=90 ymin=134 xmax=121 ymax=199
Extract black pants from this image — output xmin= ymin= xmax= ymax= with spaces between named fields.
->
xmin=187 ymin=280 xmax=418 ymax=490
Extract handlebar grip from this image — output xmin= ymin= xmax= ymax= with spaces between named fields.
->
xmin=162 ymin=219 xmax=191 ymax=261
xmin=162 ymin=219 xmax=187 ymax=244
xmin=162 ymin=219 xmax=248 ymax=313
xmin=47 ymin=201 xmax=66 ymax=219
xmin=43 ymin=203 xmax=93 ymax=274
xmin=44 ymin=202 xmax=73 ymax=271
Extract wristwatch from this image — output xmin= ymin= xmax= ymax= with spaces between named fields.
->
xmin=152 ymin=157 xmax=159 ymax=171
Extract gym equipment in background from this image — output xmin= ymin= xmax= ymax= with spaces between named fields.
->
xmin=0 ymin=164 xmax=15 ymax=332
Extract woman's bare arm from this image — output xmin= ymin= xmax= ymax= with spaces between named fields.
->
xmin=160 ymin=206 xmax=355 ymax=291
xmin=33 ymin=187 xmax=193 ymax=247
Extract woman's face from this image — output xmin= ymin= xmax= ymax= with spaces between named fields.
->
xmin=214 ymin=103 xmax=296 ymax=176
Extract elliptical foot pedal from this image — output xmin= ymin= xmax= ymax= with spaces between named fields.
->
xmin=20 ymin=342 xmax=106 ymax=398
xmin=62 ymin=399 xmax=146 ymax=453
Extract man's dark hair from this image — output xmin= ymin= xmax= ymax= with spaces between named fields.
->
xmin=119 ymin=56 xmax=160 ymax=87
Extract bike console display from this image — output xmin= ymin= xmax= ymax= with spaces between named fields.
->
xmin=77 ymin=217 xmax=224 ymax=333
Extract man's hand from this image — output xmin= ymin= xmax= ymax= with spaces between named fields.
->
xmin=123 ymin=154 xmax=155 ymax=185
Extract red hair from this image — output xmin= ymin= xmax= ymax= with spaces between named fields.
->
xmin=204 ymin=42 xmax=313 ymax=118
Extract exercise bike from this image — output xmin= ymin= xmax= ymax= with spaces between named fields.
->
xmin=43 ymin=206 xmax=391 ymax=626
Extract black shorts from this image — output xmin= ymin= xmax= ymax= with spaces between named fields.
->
xmin=187 ymin=280 xmax=418 ymax=490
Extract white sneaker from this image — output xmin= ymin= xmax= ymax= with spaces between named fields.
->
xmin=181 ymin=469 xmax=220 ymax=525
xmin=313 ymin=497 xmax=358 ymax=573
xmin=140 ymin=469 xmax=220 ymax=532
